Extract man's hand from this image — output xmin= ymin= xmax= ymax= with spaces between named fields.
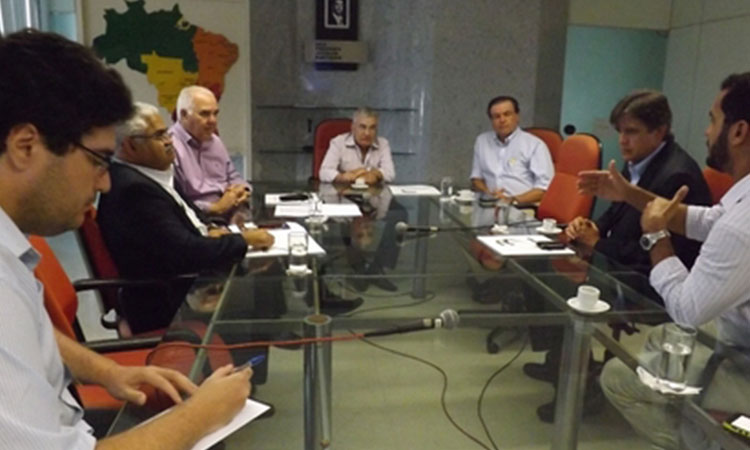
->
xmin=242 ymin=229 xmax=274 ymax=250
xmin=337 ymin=168 xmax=368 ymax=183
xmin=185 ymin=364 xmax=252 ymax=431
xmin=578 ymin=160 xmax=630 ymax=202
xmin=565 ymin=216 xmax=600 ymax=247
xmin=361 ymin=170 xmax=382 ymax=185
xmin=641 ymin=186 xmax=689 ymax=233
xmin=492 ymin=188 xmax=512 ymax=201
xmin=210 ymin=189 xmax=242 ymax=215
xmin=228 ymin=184 xmax=250 ymax=204
xmin=102 ymin=366 xmax=198 ymax=406
xmin=207 ymin=227 xmax=231 ymax=238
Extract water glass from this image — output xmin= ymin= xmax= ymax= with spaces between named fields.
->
xmin=440 ymin=177 xmax=453 ymax=198
xmin=657 ymin=323 xmax=696 ymax=391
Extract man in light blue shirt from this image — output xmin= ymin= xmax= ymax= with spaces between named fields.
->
xmin=470 ymin=95 xmax=554 ymax=203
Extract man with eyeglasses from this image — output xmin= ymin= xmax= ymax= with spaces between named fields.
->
xmin=98 ymin=102 xmax=274 ymax=334
xmin=170 ymin=85 xmax=251 ymax=225
xmin=0 ymin=30 xmax=253 ymax=449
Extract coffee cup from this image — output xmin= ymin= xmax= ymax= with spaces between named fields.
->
xmin=542 ymin=218 xmax=557 ymax=232
xmin=576 ymin=285 xmax=600 ymax=310
xmin=458 ymin=189 xmax=473 ymax=200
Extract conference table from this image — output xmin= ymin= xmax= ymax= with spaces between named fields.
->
xmin=107 ymin=182 xmax=749 ymax=450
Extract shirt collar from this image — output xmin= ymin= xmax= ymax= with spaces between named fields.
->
xmin=493 ymin=127 xmax=519 ymax=146
xmin=627 ymin=140 xmax=667 ymax=181
xmin=344 ymin=133 xmax=380 ymax=151
xmin=171 ymin=122 xmax=211 ymax=150
xmin=117 ymin=158 xmax=175 ymax=188
xmin=721 ymin=172 xmax=750 ymax=207
xmin=0 ymin=205 xmax=40 ymax=271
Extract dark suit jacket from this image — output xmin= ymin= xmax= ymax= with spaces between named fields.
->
xmin=97 ymin=162 xmax=248 ymax=333
xmin=594 ymin=138 xmax=712 ymax=275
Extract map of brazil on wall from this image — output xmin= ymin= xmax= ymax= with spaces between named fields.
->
xmin=81 ymin=0 xmax=250 ymax=156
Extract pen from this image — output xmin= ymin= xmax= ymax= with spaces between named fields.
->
xmin=234 ymin=354 xmax=265 ymax=372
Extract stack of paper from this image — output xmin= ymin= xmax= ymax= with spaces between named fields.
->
xmin=477 ymin=234 xmax=575 ymax=256
xmin=389 ymin=185 xmax=442 ymax=196
xmin=246 ymin=222 xmax=326 ymax=259
xmin=274 ymin=203 xmax=362 ymax=218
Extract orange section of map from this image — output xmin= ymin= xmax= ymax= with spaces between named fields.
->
xmin=192 ymin=27 xmax=239 ymax=99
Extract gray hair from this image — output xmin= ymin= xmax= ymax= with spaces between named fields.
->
xmin=176 ymin=85 xmax=215 ymax=117
xmin=352 ymin=107 xmax=378 ymax=122
xmin=115 ymin=102 xmax=160 ymax=152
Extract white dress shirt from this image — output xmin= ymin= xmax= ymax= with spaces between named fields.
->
xmin=470 ymin=127 xmax=554 ymax=195
xmin=650 ymin=173 xmax=750 ymax=347
xmin=319 ymin=133 xmax=396 ymax=183
xmin=0 ymin=207 xmax=95 ymax=449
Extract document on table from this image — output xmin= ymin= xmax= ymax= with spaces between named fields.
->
xmin=137 ymin=399 xmax=270 ymax=450
xmin=274 ymin=203 xmax=362 ymax=218
xmin=389 ymin=184 xmax=441 ymax=196
xmin=246 ymin=222 xmax=326 ymax=258
xmin=477 ymin=234 xmax=575 ymax=256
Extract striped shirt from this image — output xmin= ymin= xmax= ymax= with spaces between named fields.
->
xmin=651 ymin=173 xmax=750 ymax=347
xmin=0 ymin=207 xmax=95 ymax=448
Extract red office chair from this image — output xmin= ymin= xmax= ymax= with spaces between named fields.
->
xmin=312 ymin=118 xmax=352 ymax=179
xmin=526 ymin=127 xmax=563 ymax=167
xmin=702 ymin=167 xmax=733 ymax=204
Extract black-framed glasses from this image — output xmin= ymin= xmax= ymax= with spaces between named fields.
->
xmin=73 ymin=142 xmax=114 ymax=171
xmin=131 ymin=129 xmax=171 ymax=142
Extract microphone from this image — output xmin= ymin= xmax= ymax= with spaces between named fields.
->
xmin=395 ymin=221 xmax=439 ymax=234
xmin=363 ymin=309 xmax=460 ymax=338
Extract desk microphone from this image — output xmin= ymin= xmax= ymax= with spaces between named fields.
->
xmin=364 ymin=309 xmax=460 ymax=338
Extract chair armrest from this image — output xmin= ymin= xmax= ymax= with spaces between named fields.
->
xmin=72 ymin=274 xmax=198 ymax=292
xmin=84 ymin=335 xmax=162 ymax=353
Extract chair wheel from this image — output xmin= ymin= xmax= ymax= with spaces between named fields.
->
xmin=486 ymin=341 xmax=500 ymax=354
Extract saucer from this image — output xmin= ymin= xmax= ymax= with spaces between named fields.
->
xmin=567 ymin=297 xmax=610 ymax=314
xmin=351 ymin=183 xmax=368 ymax=190
xmin=536 ymin=226 xmax=562 ymax=235
xmin=454 ymin=196 xmax=474 ymax=204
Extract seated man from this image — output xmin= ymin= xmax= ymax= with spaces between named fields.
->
xmin=0 ymin=29 xmax=251 ymax=449
xmin=170 ymin=85 xmax=251 ymax=224
xmin=98 ymin=102 xmax=273 ymax=334
xmin=583 ymin=73 xmax=750 ymax=450
xmin=319 ymin=107 xmax=395 ymax=185
xmin=470 ymin=95 xmax=554 ymax=203
xmin=524 ymin=90 xmax=712 ymax=423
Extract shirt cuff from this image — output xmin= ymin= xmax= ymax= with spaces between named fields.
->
xmin=684 ymin=205 xmax=702 ymax=241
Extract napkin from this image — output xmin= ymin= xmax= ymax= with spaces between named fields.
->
xmin=636 ymin=366 xmax=702 ymax=396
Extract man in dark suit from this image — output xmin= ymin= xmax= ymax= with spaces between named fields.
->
xmin=98 ymin=102 xmax=273 ymax=333
xmin=524 ymin=90 xmax=712 ymax=422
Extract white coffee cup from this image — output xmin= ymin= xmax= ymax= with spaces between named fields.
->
xmin=542 ymin=218 xmax=557 ymax=232
xmin=458 ymin=189 xmax=473 ymax=200
xmin=354 ymin=177 xmax=366 ymax=186
xmin=576 ymin=285 xmax=600 ymax=310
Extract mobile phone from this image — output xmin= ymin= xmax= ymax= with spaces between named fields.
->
xmin=257 ymin=220 xmax=289 ymax=229
xmin=723 ymin=414 xmax=750 ymax=441
xmin=280 ymin=193 xmax=309 ymax=201
xmin=537 ymin=241 xmax=567 ymax=250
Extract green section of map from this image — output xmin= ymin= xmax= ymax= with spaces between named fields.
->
xmin=92 ymin=0 xmax=238 ymax=113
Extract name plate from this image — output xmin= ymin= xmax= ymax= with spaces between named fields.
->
xmin=305 ymin=40 xmax=368 ymax=64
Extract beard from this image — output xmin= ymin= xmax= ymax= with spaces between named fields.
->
xmin=706 ymin=125 xmax=731 ymax=173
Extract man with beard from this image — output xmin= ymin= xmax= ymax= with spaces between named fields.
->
xmin=582 ymin=73 xmax=750 ymax=449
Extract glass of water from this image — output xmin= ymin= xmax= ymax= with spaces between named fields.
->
xmin=440 ymin=177 xmax=453 ymax=200
xmin=657 ymin=323 xmax=696 ymax=391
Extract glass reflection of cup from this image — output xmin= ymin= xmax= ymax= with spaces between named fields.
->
xmin=440 ymin=177 xmax=453 ymax=198
xmin=354 ymin=177 xmax=366 ymax=186
xmin=542 ymin=218 xmax=557 ymax=232
xmin=576 ymin=285 xmax=600 ymax=310
xmin=657 ymin=323 xmax=696 ymax=391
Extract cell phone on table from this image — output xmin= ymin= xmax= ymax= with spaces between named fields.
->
xmin=279 ymin=193 xmax=309 ymax=201
xmin=256 ymin=220 xmax=289 ymax=229
xmin=724 ymin=414 xmax=750 ymax=442
xmin=536 ymin=241 xmax=567 ymax=250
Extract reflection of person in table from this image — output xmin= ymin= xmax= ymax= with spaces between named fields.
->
xmin=581 ymin=73 xmax=750 ymax=450
xmin=470 ymin=95 xmax=553 ymax=203
xmin=319 ymin=107 xmax=395 ymax=185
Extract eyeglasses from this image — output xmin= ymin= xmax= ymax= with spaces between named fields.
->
xmin=131 ymin=129 xmax=171 ymax=142
xmin=73 ymin=142 xmax=113 ymax=171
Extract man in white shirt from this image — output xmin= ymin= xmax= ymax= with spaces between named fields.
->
xmin=319 ymin=108 xmax=396 ymax=184
xmin=470 ymin=95 xmax=554 ymax=203
xmin=0 ymin=30 xmax=253 ymax=449
xmin=581 ymin=73 xmax=750 ymax=449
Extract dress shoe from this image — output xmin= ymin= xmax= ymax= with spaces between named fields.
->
xmin=320 ymin=296 xmax=364 ymax=315
xmin=347 ymin=276 xmax=369 ymax=292
xmin=272 ymin=331 xmax=303 ymax=350
xmin=536 ymin=381 xmax=605 ymax=423
xmin=523 ymin=361 xmax=557 ymax=383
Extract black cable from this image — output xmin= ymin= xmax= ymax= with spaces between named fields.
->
xmin=357 ymin=335 xmax=494 ymax=450
xmin=477 ymin=333 xmax=529 ymax=450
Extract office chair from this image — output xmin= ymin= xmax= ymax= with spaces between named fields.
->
xmin=702 ymin=166 xmax=733 ymax=204
xmin=525 ymin=127 xmax=563 ymax=167
xmin=312 ymin=118 xmax=352 ymax=180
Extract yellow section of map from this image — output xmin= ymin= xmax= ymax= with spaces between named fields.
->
xmin=141 ymin=52 xmax=199 ymax=112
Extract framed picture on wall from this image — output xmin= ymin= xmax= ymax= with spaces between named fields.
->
xmin=324 ymin=0 xmax=350 ymax=29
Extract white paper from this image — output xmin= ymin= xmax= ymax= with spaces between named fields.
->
xmin=635 ymin=366 xmax=701 ymax=396
xmin=246 ymin=222 xmax=326 ymax=259
xmin=477 ymin=234 xmax=575 ymax=256
xmin=274 ymin=203 xmax=361 ymax=218
xmin=264 ymin=192 xmax=311 ymax=206
xmin=388 ymin=184 xmax=441 ymax=196
xmin=137 ymin=399 xmax=270 ymax=450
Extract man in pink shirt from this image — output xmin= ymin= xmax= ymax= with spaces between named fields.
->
xmin=170 ymin=86 xmax=250 ymax=224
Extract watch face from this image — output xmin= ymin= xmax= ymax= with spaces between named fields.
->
xmin=640 ymin=235 xmax=653 ymax=251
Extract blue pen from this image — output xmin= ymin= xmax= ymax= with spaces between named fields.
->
xmin=235 ymin=354 xmax=265 ymax=372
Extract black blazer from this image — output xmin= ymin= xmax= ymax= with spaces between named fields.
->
xmin=594 ymin=138 xmax=712 ymax=275
xmin=97 ymin=162 xmax=248 ymax=333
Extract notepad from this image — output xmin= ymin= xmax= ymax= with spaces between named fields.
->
xmin=246 ymin=222 xmax=326 ymax=259
xmin=477 ymin=234 xmax=575 ymax=256
xmin=389 ymin=185 xmax=441 ymax=196
xmin=274 ymin=203 xmax=362 ymax=218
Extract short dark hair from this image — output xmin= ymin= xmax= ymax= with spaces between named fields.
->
xmin=609 ymin=90 xmax=672 ymax=132
xmin=720 ymin=73 xmax=750 ymax=125
xmin=0 ymin=29 xmax=133 ymax=156
xmin=486 ymin=95 xmax=519 ymax=118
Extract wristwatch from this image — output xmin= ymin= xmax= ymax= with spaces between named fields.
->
xmin=640 ymin=230 xmax=671 ymax=251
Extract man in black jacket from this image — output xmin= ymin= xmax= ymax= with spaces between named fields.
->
xmin=98 ymin=102 xmax=273 ymax=333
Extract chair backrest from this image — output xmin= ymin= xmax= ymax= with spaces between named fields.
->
xmin=555 ymin=133 xmax=602 ymax=176
xmin=525 ymin=127 xmax=563 ymax=166
xmin=77 ymin=208 xmax=120 ymax=312
xmin=702 ymin=167 xmax=734 ymax=204
xmin=28 ymin=236 xmax=79 ymax=340
xmin=536 ymin=172 xmax=594 ymax=223
xmin=312 ymin=118 xmax=352 ymax=179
